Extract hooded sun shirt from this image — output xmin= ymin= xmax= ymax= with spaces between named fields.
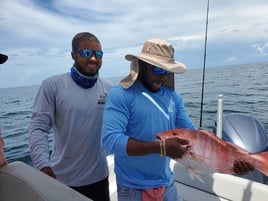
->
xmin=102 ymin=81 xmax=195 ymax=189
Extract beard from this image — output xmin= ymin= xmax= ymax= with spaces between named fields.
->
xmin=74 ymin=61 xmax=100 ymax=77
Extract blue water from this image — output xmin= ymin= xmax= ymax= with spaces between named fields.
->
xmin=0 ymin=62 xmax=267 ymax=164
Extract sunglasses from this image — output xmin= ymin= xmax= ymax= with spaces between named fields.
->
xmin=74 ymin=49 xmax=103 ymax=59
xmin=152 ymin=67 xmax=170 ymax=75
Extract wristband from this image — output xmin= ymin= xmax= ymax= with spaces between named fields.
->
xmin=160 ymin=140 xmax=166 ymax=156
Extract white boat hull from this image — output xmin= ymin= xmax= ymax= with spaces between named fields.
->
xmin=173 ymin=161 xmax=268 ymax=201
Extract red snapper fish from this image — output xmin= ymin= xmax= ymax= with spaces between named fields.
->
xmin=157 ymin=129 xmax=268 ymax=182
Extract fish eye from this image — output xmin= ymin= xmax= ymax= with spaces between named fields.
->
xmin=172 ymin=132 xmax=177 ymax=136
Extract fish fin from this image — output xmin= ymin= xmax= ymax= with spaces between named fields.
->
xmin=187 ymin=167 xmax=204 ymax=183
xmin=189 ymin=152 xmax=207 ymax=164
xmin=251 ymin=152 xmax=268 ymax=176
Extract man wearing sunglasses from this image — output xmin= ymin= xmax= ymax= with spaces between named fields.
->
xmin=29 ymin=32 xmax=111 ymax=201
xmin=102 ymin=39 xmax=254 ymax=201
xmin=102 ymin=38 xmax=193 ymax=201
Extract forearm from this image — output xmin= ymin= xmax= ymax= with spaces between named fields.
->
xmin=126 ymin=137 xmax=161 ymax=156
xmin=127 ymin=137 xmax=191 ymax=159
xmin=28 ymin=108 xmax=53 ymax=168
xmin=29 ymin=128 xmax=50 ymax=169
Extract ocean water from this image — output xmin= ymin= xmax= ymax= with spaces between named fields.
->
xmin=0 ymin=62 xmax=267 ymax=164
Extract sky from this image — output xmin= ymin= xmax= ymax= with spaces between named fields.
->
xmin=0 ymin=0 xmax=268 ymax=88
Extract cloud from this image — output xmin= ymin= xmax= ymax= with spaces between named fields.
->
xmin=252 ymin=43 xmax=268 ymax=57
xmin=0 ymin=0 xmax=268 ymax=88
xmin=225 ymin=57 xmax=238 ymax=63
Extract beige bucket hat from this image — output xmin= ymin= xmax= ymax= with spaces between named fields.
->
xmin=120 ymin=38 xmax=187 ymax=89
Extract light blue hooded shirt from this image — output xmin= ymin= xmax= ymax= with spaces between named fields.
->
xmin=102 ymin=81 xmax=195 ymax=189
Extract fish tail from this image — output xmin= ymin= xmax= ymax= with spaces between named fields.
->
xmin=251 ymin=152 xmax=268 ymax=176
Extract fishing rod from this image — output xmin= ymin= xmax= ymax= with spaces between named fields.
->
xmin=199 ymin=0 xmax=209 ymax=128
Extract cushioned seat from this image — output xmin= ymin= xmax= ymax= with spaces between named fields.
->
xmin=0 ymin=161 xmax=91 ymax=201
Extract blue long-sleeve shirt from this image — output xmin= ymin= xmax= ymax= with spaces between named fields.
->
xmin=102 ymin=81 xmax=195 ymax=189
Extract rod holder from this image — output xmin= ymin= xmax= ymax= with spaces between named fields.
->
xmin=216 ymin=95 xmax=223 ymax=138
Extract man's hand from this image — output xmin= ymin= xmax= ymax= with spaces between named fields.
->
xmin=41 ymin=167 xmax=57 ymax=179
xmin=165 ymin=138 xmax=191 ymax=159
xmin=233 ymin=159 xmax=254 ymax=175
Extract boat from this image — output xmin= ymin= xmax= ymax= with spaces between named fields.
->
xmin=1 ymin=110 xmax=268 ymax=201
xmin=1 ymin=148 xmax=268 ymax=201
